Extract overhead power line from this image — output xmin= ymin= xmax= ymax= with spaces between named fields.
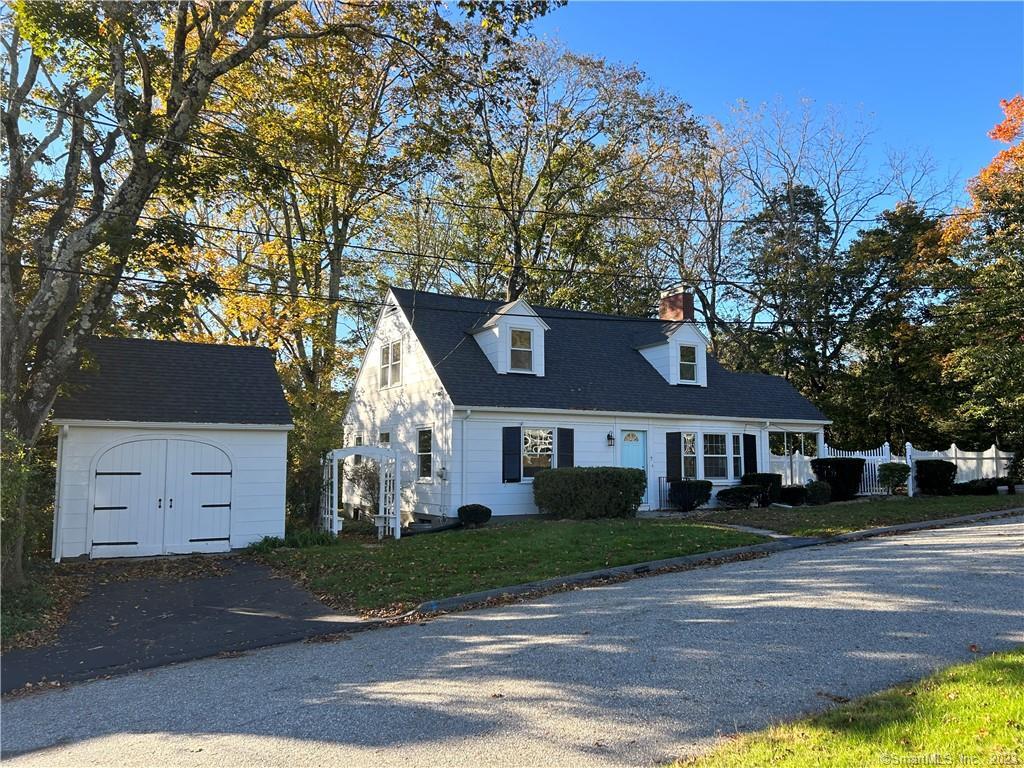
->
xmin=19 ymin=98 xmax=968 ymax=228
xmin=9 ymin=261 xmax=1020 ymax=327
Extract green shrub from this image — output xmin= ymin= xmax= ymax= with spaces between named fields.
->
xmin=810 ymin=458 xmax=866 ymax=501
xmin=779 ymin=485 xmax=808 ymax=506
xmin=246 ymin=525 xmax=337 ymax=554
xmin=715 ymin=484 xmax=762 ymax=509
xmin=532 ymin=467 xmax=646 ymax=519
xmin=457 ymin=504 xmax=492 ymax=526
xmin=878 ymin=462 xmax=911 ymax=494
xmin=668 ymin=480 xmax=713 ymax=512
xmin=1007 ymin=453 xmax=1023 ymax=483
xmin=806 ymin=480 xmax=832 ymax=505
xmin=915 ymin=459 xmax=957 ymax=495
xmin=952 ymin=479 xmax=998 ymax=496
xmin=741 ymin=472 xmax=783 ymax=506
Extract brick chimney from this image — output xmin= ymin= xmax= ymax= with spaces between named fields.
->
xmin=659 ymin=287 xmax=694 ymax=322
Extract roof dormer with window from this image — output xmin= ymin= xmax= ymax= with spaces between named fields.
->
xmin=636 ymin=288 xmax=709 ymax=387
xmin=471 ymin=298 xmax=549 ymax=376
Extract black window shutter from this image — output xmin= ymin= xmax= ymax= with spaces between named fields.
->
xmin=556 ymin=428 xmax=574 ymax=468
xmin=502 ymin=426 xmax=522 ymax=483
xmin=743 ymin=433 xmax=758 ymax=475
xmin=666 ymin=432 xmax=682 ymax=481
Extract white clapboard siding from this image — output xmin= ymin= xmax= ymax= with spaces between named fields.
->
xmin=54 ymin=426 xmax=287 ymax=560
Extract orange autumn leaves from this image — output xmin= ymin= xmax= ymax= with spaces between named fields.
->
xmin=944 ymin=95 xmax=1024 ymax=244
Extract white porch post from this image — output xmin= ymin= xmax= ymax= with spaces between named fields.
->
xmin=816 ymin=431 xmax=826 ymax=460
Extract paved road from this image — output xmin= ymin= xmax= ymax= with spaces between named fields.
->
xmin=3 ymin=517 xmax=1022 ymax=767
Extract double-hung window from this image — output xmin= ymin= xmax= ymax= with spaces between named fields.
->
xmin=732 ymin=434 xmax=743 ymax=478
xmin=703 ymin=433 xmax=728 ymax=479
xmin=417 ymin=429 xmax=432 ymax=481
xmin=522 ymin=427 xmax=553 ymax=478
xmin=353 ymin=434 xmax=364 ymax=465
xmin=510 ymin=329 xmax=533 ymax=372
xmin=379 ymin=431 xmax=390 ymax=447
xmin=379 ymin=340 xmax=402 ymax=388
xmin=679 ymin=345 xmax=697 ymax=383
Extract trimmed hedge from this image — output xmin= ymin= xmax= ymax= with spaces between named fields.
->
xmin=952 ymin=479 xmax=998 ymax=496
xmin=668 ymin=479 xmax=713 ymax=512
xmin=741 ymin=472 xmax=783 ymax=506
xmin=810 ymin=458 xmax=866 ymax=501
xmin=715 ymin=484 xmax=762 ymax=509
xmin=915 ymin=459 xmax=957 ymax=495
xmin=779 ymin=485 xmax=808 ymax=506
xmin=878 ymin=462 xmax=911 ymax=494
xmin=806 ymin=480 xmax=832 ymax=505
xmin=532 ymin=467 xmax=646 ymax=519
xmin=457 ymin=504 xmax=492 ymax=526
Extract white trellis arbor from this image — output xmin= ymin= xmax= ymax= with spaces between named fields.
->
xmin=320 ymin=446 xmax=402 ymax=540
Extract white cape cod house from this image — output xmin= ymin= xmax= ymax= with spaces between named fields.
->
xmin=343 ymin=287 xmax=829 ymax=520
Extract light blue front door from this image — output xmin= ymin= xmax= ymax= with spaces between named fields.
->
xmin=620 ymin=429 xmax=648 ymax=504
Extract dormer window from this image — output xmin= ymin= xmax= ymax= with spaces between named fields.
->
xmin=510 ymin=329 xmax=533 ymax=372
xmin=379 ymin=340 xmax=402 ymax=388
xmin=679 ymin=344 xmax=698 ymax=383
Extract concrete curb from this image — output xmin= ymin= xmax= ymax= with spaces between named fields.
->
xmin=410 ymin=506 xmax=1024 ymax=616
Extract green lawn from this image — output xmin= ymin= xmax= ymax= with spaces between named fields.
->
xmin=676 ymin=648 xmax=1024 ymax=768
xmin=256 ymin=519 xmax=764 ymax=615
xmin=698 ymin=495 xmax=1023 ymax=538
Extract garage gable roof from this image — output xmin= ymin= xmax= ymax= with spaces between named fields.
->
xmin=52 ymin=337 xmax=292 ymax=426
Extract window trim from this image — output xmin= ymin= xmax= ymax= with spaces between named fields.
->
xmin=509 ymin=328 xmax=534 ymax=373
xmin=679 ymin=344 xmax=698 ymax=383
xmin=731 ymin=434 xmax=743 ymax=479
xmin=415 ymin=427 xmax=433 ymax=483
xmin=379 ymin=339 xmax=403 ymax=389
xmin=521 ymin=425 xmax=554 ymax=481
xmin=702 ymin=432 xmax=728 ymax=480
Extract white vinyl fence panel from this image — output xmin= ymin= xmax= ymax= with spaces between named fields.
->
xmin=770 ymin=442 xmax=893 ymax=496
xmin=907 ymin=443 xmax=1015 ymax=484
xmin=774 ymin=442 xmax=1016 ymax=498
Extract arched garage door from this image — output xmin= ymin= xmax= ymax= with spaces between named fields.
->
xmin=91 ymin=439 xmax=232 ymax=558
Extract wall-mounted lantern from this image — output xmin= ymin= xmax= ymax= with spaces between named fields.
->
xmin=606 ymin=432 xmax=615 ymax=447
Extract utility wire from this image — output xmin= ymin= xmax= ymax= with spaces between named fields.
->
xmin=10 ymin=261 xmax=1020 ymax=327
xmin=18 ymin=98 xmax=969 ymax=228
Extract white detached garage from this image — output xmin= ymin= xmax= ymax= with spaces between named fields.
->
xmin=51 ymin=338 xmax=292 ymax=560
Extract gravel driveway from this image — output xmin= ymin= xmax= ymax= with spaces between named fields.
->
xmin=3 ymin=517 xmax=1022 ymax=767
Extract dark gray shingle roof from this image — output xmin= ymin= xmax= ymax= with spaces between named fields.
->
xmin=52 ymin=337 xmax=292 ymax=425
xmin=392 ymin=287 xmax=827 ymax=422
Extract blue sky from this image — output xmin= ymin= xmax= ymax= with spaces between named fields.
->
xmin=532 ymin=1 xmax=1024 ymax=204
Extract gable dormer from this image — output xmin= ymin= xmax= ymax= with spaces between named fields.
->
xmin=471 ymin=298 xmax=549 ymax=376
xmin=637 ymin=288 xmax=709 ymax=387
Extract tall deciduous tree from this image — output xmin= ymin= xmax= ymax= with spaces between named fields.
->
xmin=447 ymin=39 xmax=700 ymax=303
xmin=1 ymin=0 xmax=555 ymax=583
xmin=933 ymin=96 xmax=1024 ymax=447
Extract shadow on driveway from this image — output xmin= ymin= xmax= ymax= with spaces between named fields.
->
xmin=1 ymin=559 xmax=362 ymax=693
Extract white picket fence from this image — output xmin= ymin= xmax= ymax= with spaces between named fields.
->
xmin=770 ymin=442 xmax=892 ymax=495
xmin=769 ymin=442 xmax=1015 ymax=496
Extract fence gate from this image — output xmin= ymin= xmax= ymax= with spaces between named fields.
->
xmin=770 ymin=442 xmax=893 ymax=496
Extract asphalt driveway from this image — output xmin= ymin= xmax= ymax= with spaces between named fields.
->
xmin=3 ymin=517 xmax=1022 ymax=767
xmin=1 ymin=559 xmax=360 ymax=693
